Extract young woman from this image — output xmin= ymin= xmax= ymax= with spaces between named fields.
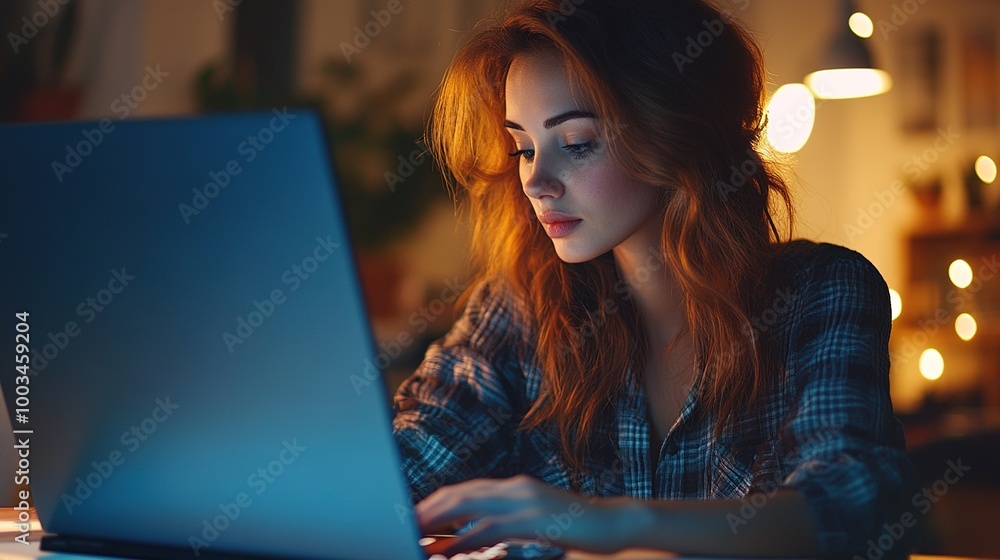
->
xmin=392 ymin=0 xmax=914 ymax=557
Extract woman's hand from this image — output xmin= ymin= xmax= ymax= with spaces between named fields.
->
xmin=416 ymin=474 xmax=637 ymax=556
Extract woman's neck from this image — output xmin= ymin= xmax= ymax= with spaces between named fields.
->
xmin=612 ymin=222 xmax=685 ymax=349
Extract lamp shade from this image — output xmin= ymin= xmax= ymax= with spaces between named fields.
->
xmin=804 ymin=0 xmax=892 ymax=99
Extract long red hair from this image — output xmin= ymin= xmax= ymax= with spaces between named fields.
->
xmin=428 ymin=0 xmax=793 ymax=477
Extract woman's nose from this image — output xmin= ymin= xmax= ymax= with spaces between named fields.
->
xmin=521 ymin=155 xmax=563 ymax=200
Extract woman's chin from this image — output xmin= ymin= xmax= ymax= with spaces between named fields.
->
xmin=552 ymin=243 xmax=601 ymax=264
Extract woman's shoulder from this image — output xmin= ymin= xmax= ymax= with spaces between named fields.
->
xmin=766 ymin=239 xmax=888 ymax=294
xmin=759 ymin=240 xmax=891 ymax=335
xmin=438 ymin=277 xmax=532 ymax=355
xmin=456 ymin=277 xmax=531 ymax=325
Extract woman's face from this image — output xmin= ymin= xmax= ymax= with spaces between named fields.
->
xmin=504 ymin=50 xmax=663 ymax=264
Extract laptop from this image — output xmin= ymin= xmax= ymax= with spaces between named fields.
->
xmin=0 ymin=110 xmax=447 ymax=560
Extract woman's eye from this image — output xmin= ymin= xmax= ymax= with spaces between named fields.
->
xmin=563 ymin=141 xmax=595 ymax=159
xmin=508 ymin=141 xmax=596 ymax=163
xmin=508 ymin=148 xmax=535 ymax=162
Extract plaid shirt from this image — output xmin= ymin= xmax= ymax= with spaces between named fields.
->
xmin=392 ymin=240 xmax=915 ymax=559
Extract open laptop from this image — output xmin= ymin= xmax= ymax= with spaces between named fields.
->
xmin=0 ymin=110 xmax=471 ymax=560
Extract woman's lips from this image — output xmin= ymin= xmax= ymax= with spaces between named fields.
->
xmin=538 ymin=212 xmax=582 ymax=238
xmin=542 ymin=219 xmax=582 ymax=238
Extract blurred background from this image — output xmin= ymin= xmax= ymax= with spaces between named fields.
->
xmin=1 ymin=0 xmax=999 ymax=555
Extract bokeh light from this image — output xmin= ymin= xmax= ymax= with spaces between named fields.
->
xmin=919 ymin=349 xmax=944 ymax=381
xmin=976 ymin=155 xmax=997 ymax=184
xmin=955 ymin=313 xmax=977 ymax=341
xmin=765 ymin=83 xmax=815 ymax=153
xmin=849 ymin=12 xmax=874 ymax=38
xmin=888 ymin=288 xmax=902 ymax=321
xmin=949 ymin=259 xmax=973 ymax=289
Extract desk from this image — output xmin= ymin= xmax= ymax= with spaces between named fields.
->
xmin=0 ymin=539 xmax=678 ymax=560
xmin=0 ymin=540 xmax=993 ymax=560
xmin=0 ymin=539 xmax=675 ymax=560
xmin=0 ymin=510 xmax=992 ymax=560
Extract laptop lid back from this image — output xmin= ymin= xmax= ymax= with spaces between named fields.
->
xmin=0 ymin=111 xmax=423 ymax=560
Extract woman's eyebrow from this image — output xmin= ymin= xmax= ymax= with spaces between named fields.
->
xmin=504 ymin=110 xmax=597 ymax=131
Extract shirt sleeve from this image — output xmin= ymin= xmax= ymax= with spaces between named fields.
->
xmin=779 ymin=246 xmax=917 ymax=559
xmin=391 ymin=280 xmax=523 ymax=502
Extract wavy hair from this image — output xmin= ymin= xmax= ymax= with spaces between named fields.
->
xmin=427 ymin=0 xmax=793 ymax=477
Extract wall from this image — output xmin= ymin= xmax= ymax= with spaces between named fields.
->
xmin=66 ymin=0 xmax=228 ymax=119
xmin=744 ymin=0 xmax=996 ymax=287
xmin=741 ymin=0 xmax=1000 ymax=411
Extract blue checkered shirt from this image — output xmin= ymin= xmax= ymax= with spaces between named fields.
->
xmin=392 ymin=240 xmax=915 ymax=559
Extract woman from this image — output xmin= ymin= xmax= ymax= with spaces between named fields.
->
xmin=392 ymin=0 xmax=915 ymax=557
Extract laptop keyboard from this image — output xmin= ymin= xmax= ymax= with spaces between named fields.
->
xmin=430 ymin=542 xmax=508 ymax=559
xmin=428 ymin=540 xmax=566 ymax=560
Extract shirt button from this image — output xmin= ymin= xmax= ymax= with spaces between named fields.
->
xmin=665 ymin=440 xmax=680 ymax=455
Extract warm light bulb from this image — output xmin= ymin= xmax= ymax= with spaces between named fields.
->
xmin=976 ymin=155 xmax=997 ymax=184
xmin=949 ymin=259 xmax=973 ymax=289
xmin=888 ymin=289 xmax=902 ymax=321
xmin=919 ymin=349 xmax=944 ymax=381
xmin=849 ymin=12 xmax=874 ymax=38
xmin=765 ymin=84 xmax=816 ymax=153
xmin=804 ymin=68 xmax=893 ymax=99
xmin=955 ymin=313 xmax=977 ymax=341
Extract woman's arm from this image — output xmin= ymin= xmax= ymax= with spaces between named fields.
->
xmin=417 ymin=475 xmax=820 ymax=557
xmin=622 ymin=487 xmax=820 ymax=557
xmin=392 ymin=280 xmax=525 ymax=501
